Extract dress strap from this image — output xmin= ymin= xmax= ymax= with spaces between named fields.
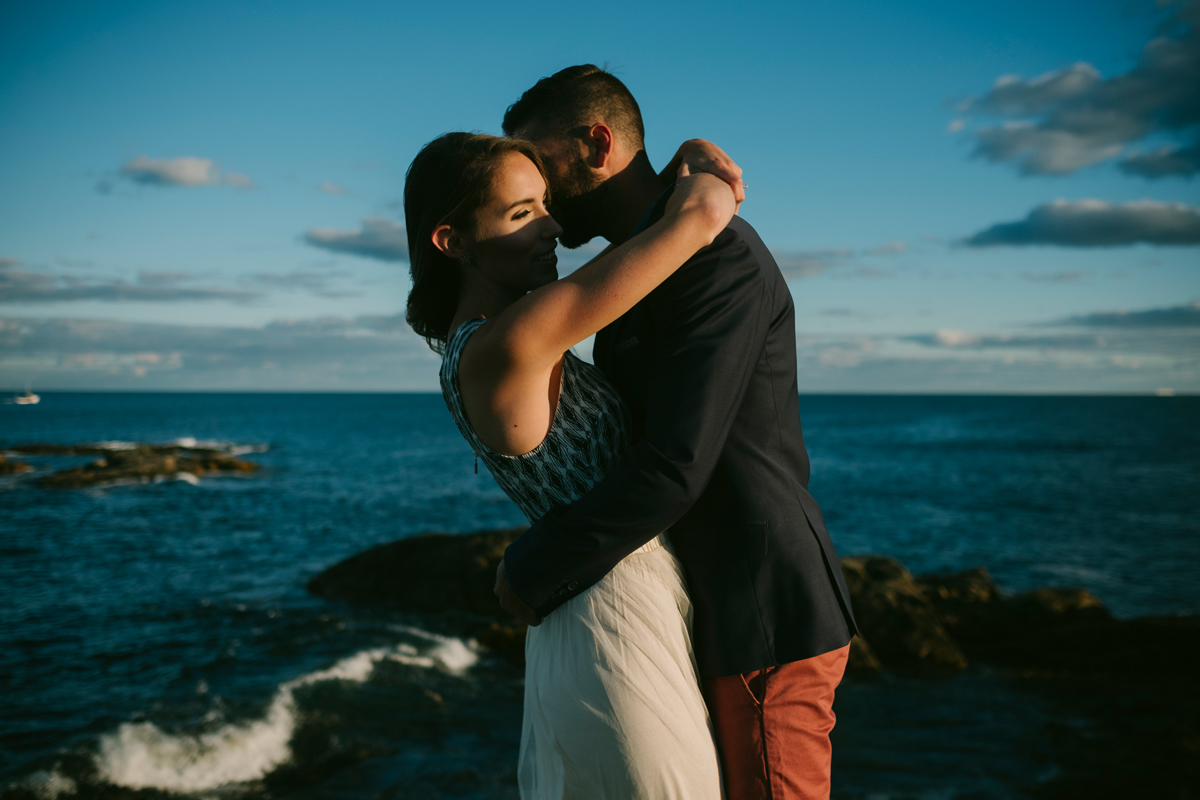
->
xmin=441 ymin=318 xmax=490 ymax=469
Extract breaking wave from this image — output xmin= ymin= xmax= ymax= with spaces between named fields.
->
xmin=170 ymin=437 xmax=269 ymax=456
xmin=87 ymin=438 xmax=269 ymax=455
xmin=7 ymin=770 xmax=77 ymax=799
xmin=93 ymin=632 xmax=479 ymax=792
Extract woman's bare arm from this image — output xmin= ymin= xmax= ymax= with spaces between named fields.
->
xmin=457 ymin=170 xmax=734 ymax=456
xmin=475 ymin=169 xmax=735 ymax=374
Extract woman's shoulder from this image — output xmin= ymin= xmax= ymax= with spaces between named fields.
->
xmin=443 ymin=317 xmax=487 ymax=362
xmin=440 ymin=317 xmax=488 ymax=390
xmin=447 ymin=316 xmax=488 ymax=349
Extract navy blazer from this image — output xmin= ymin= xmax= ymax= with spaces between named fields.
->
xmin=504 ymin=214 xmax=857 ymax=677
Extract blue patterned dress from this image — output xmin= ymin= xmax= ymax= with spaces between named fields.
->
xmin=440 ymin=318 xmax=723 ymax=800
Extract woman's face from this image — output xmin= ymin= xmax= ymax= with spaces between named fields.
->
xmin=467 ymin=152 xmax=563 ymax=295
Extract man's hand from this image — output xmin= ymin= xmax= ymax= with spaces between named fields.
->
xmin=494 ymin=560 xmax=543 ymax=626
xmin=659 ymin=139 xmax=745 ymax=210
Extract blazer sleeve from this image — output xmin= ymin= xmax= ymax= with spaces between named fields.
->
xmin=503 ymin=229 xmax=771 ymax=617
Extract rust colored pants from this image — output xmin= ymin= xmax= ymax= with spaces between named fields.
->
xmin=702 ymin=644 xmax=850 ymax=800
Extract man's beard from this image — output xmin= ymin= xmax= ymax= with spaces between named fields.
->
xmin=550 ymin=153 xmax=606 ymax=249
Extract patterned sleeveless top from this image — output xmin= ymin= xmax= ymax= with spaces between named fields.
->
xmin=440 ymin=318 xmax=633 ymax=524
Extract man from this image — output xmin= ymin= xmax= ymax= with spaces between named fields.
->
xmin=495 ymin=64 xmax=858 ymax=799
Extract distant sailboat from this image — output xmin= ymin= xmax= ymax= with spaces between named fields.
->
xmin=11 ymin=384 xmax=39 ymax=405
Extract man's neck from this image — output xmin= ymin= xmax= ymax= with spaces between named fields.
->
xmin=598 ymin=151 xmax=666 ymax=245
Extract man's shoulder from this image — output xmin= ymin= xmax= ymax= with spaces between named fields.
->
xmin=722 ymin=217 xmax=777 ymax=272
xmin=640 ymin=218 xmax=784 ymax=327
xmin=677 ymin=216 xmax=784 ymax=291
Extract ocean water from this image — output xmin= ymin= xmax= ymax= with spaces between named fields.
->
xmin=2 ymin=392 xmax=1197 ymax=799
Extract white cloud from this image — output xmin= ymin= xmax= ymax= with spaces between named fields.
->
xmin=966 ymin=199 xmax=1200 ymax=247
xmin=119 ymin=156 xmax=254 ymax=189
xmin=772 ymin=248 xmax=854 ymax=279
xmin=136 ymin=270 xmax=194 ymax=285
xmin=249 ymin=269 xmax=358 ymax=298
xmin=0 ymin=313 xmax=438 ymax=390
xmin=933 ymin=329 xmax=982 ymax=347
xmin=1055 ymin=300 xmax=1200 ymax=328
xmin=816 ymin=339 xmax=878 ymax=367
xmin=4 ymin=302 xmax=1197 ymax=392
xmin=771 ymin=241 xmax=910 ymax=281
xmin=786 ymin=298 xmax=1200 ymax=392
xmin=223 ymin=171 xmax=255 ymax=189
xmin=318 ymin=182 xmax=350 ymax=196
xmin=0 ymin=263 xmax=261 ymax=304
xmin=973 ymin=123 xmax=1125 ymax=175
xmin=1019 ymin=270 xmax=1092 ymax=283
xmin=866 ymin=241 xmax=908 ymax=256
xmin=304 ymin=217 xmax=408 ymax=261
xmin=961 ymin=3 xmax=1200 ymax=178
xmin=1120 ymin=143 xmax=1200 ymax=178
xmin=979 ymin=63 xmax=1101 ymax=116
xmin=121 ymin=156 xmax=219 ymax=186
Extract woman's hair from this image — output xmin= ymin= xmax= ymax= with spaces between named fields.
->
xmin=404 ymin=132 xmax=549 ymax=352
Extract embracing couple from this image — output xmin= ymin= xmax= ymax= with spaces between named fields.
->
xmin=404 ymin=65 xmax=858 ymax=800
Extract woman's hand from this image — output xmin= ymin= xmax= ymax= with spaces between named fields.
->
xmin=663 ymin=165 xmax=738 ymax=246
xmin=495 ymin=560 xmax=542 ymax=626
xmin=659 ymin=139 xmax=745 ymax=210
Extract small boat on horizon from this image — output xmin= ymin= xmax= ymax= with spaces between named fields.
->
xmin=10 ymin=387 xmax=40 ymax=405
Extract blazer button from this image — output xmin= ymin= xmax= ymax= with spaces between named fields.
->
xmin=567 ymin=581 xmax=579 ymax=591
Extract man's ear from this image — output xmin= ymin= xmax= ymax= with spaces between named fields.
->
xmin=584 ymin=123 xmax=615 ymax=171
xmin=431 ymin=224 xmax=467 ymax=259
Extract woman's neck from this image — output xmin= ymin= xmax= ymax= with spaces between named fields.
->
xmin=449 ymin=276 xmax=523 ymax=338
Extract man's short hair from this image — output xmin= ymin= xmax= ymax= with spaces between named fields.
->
xmin=503 ymin=64 xmax=645 ymax=150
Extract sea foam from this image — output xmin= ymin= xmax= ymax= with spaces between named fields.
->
xmin=9 ymin=770 xmax=77 ymax=799
xmin=83 ymin=438 xmax=269 ymax=456
xmin=387 ymin=625 xmax=480 ymax=675
xmin=170 ymin=437 xmax=270 ymax=455
xmin=94 ymin=633 xmax=477 ymax=792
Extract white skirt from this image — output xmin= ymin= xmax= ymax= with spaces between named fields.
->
xmin=518 ymin=537 xmax=724 ymax=800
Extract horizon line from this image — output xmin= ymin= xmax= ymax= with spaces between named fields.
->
xmin=1 ymin=389 xmax=1194 ymax=397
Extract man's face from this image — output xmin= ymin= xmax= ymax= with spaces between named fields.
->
xmin=523 ymin=132 xmax=605 ymax=249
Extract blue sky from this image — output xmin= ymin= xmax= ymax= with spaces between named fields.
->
xmin=1 ymin=0 xmax=1197 ymax=392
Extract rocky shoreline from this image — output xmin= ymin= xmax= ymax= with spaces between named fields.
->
xmin=310 ymin=527 xmax=1200 ymax=797
xmin=0 ymin=454 xmax=33 ymax=475
xmin=306 ymin=526 xmax=1179 ymax=678
xmin=3 ymin=442 xmax=260 ymax=488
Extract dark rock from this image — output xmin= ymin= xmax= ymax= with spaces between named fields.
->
xmin=305 ymin=529 xmax=1200 ymax=793
xmin=1008 ymin=586 xmax=1111 ymax=623
xmin=916 ymin=567 xmax=1113 ymax=664
xmin=473 ymin=619 xmax=528 ymax=666
xmin=9 ymin=443 xmax=113 ymax=456
xmin=309 ymin=530 xmax=1186 ymax=684
xmin=962 ymin=609 xmax=1191 ymax=679
xmin=840 ymin=556 xmax=969 ymax=676
xmin=845 ymin=635 xmax=883 ymax=677
xmin=0 ymin=454 xmax=32 ymax=475
xmin=307 ymin=527 xmax=526 ymax=617
xmin=916 ymin=566 xmax=1001 ymax=606
xmin=35 ymin=445 xmax=259 ymax=488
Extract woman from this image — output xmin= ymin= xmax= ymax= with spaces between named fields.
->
xmin=405 ymin=132 xmax=737 ymax=799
